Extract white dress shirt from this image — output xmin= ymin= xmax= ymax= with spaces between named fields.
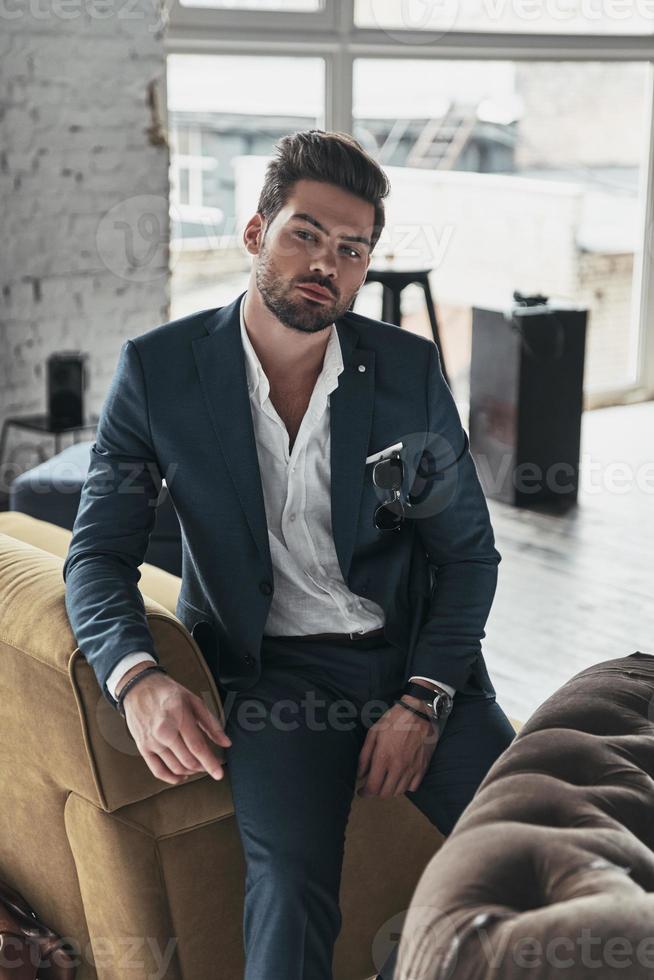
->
xmin=106 ymin=296 xmax=455 ymax=703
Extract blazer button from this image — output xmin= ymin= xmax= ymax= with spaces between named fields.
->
xmin=259 ymin=580 xmax=273 ymax=595
xmin=244 ymin=654 xmax=255 ymax=667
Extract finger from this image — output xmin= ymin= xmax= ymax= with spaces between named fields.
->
xmin=380 ymin=769 xmax=405 ymax=799
xmin=142 ymin=747 xmax=188 ymax=785
xmin=357 ymin=731 xmax=376 ymax=778
xmin=196 ymin=705 xmax=232 ymax=747
xmin=376 ymin=768 xmax=401 ymax=799
xmin=167 ymin=734 xmax=209 ymax=774
xmin=158 ymin=745 xmax=199 ymax=777
xmin=359 ymin=755 xmax=387 ymax=796
xmin=395 ymin=772 xmax=418 ymax=795
xmin=164 ymin=741 xmax=225 ymax=782
xmin=181 ymin=720 xmax=227 ymax=780
xmin=360 ymin=768 xmax=390 ymax=797
xmin=407 ymin=770 xmax=424 ymax=792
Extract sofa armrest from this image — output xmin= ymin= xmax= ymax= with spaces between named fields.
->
xmin=0 ymin=511 xmax=181 ymax=615
xmin=0 ymin=531 xmax=225 ymax=813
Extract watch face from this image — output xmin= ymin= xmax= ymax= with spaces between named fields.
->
xmin=432 ymin=693 xmax=452 ymax=719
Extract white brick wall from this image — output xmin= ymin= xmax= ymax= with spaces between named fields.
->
xmin=0 ymin=1 xmax=170 ymax=499
xmin=576 ymin=250 xmax=636 ymax=390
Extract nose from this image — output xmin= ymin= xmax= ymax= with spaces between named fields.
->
xmin=308 ymin=241 xmax=337 ymax=281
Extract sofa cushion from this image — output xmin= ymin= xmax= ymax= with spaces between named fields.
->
xmin=397 ymin=651 xmax=654 ymax=979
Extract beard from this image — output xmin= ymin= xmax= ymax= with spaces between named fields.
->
xmin=255 ymin=242 xmax=358 ymax=334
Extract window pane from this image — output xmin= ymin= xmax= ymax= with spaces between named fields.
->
xmin=356 ymin=0 xmax=654 ymax=34
xmin=353 ymin=58 xmax=648 ymax=400
xmin=167 ymin=54 xmax=325 ymax=318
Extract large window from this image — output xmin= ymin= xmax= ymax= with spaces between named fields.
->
xmin=352 ymin=58 xmax=649 ymax=402
xmin=165 ymin=0 xmax=654 ymax=405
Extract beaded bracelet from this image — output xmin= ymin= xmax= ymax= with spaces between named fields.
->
xmin=116 ymin=665 xmax=169 ymax=718
xmin=394 ymin=698 xmax=437 ymax=727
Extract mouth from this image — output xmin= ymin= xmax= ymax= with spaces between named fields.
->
xmin=296 ymin=283 xmax=334 ymax=304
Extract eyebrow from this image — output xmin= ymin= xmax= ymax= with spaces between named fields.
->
xmin=290 ymin=212 xmax=372 ymax=250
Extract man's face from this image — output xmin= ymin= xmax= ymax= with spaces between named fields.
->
xmin=249 ymin=178 xmax=375 ymax=334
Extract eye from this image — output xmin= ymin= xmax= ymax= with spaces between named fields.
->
xmin=295 ymin=229 xmax=316 ymax=242
xmin=340 ymin=246 xmax=361 ymax=259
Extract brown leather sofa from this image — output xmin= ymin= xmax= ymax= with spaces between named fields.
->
xmin=397 ymin=650 xmax=654 ymax=980
xmin=0 ymin=512 xmax=446 ymax=980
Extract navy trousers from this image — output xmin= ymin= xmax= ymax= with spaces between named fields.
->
xmin=216 ymin=633 xmax=515 ymax=980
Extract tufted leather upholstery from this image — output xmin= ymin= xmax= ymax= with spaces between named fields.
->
xmin=397 ymin=652 xmax=654 ymax=980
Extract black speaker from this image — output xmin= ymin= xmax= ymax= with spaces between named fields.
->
xmin=46 ymin=351 xmax=89 ymax=430
xmin=469 ymin=295 xmax=587 ymax=508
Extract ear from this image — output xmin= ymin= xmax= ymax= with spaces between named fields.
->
xmin=243 ymin=213 xmax=265 ymax=256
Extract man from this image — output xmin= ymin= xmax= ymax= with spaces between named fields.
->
xmin=64 ymin=129 xmax=515 ymax=980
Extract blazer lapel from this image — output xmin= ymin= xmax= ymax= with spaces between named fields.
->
xmin=191 ymin=293 xmax=272 ymax=575
xmin=330 ymin=318 xmax=376 ymax=582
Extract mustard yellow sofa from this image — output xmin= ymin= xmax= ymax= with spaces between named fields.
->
xmin=0 ymin=511 xmax=445 ymax=980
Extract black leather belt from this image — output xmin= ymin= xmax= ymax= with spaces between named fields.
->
xmin=270 ymin=626 xmax=386 ymax=643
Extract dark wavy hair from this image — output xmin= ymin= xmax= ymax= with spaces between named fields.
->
xmin=256 ymin=129 xmax=390 ymax=253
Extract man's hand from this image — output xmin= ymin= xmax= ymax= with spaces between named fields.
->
xmin=356 ymin=695 xmax=439 ymax=799
xmin=117 ymin=667 xmax=232 ymax=785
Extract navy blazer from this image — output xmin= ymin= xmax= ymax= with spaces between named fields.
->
xmin=63 ymin=291 xmax=499 ymax=708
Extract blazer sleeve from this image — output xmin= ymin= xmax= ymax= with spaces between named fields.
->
xmin=63 ymin=339 xmax=163 ymax=707
xmin=405 ymin=341 xmax=501 ymax=692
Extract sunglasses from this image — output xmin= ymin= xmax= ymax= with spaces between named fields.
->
xmin=372 ymin=451 xmax=405 ymax=532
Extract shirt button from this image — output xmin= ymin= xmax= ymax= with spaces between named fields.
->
xmin=259 ymin=581 xmax=273 ymax=596
xmin=289 ymin=513 xmax=296 ymax=522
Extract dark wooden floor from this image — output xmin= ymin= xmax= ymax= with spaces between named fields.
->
xmin=482 ymin=400 xmax=654 ymax=723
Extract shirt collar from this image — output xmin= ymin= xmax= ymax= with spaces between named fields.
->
xmin=239 ymin=292 xmax=344 ymax=406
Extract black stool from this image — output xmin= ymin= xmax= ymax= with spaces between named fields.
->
xmin=352 ymin=268 xmax=449 ymax=388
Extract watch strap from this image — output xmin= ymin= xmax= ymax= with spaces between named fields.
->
xmin=403 ymin=681 xmax=451 ymax=702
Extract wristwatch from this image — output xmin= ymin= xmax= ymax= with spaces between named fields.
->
xmin=402 ymin=681 xmax=454 ymax=726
